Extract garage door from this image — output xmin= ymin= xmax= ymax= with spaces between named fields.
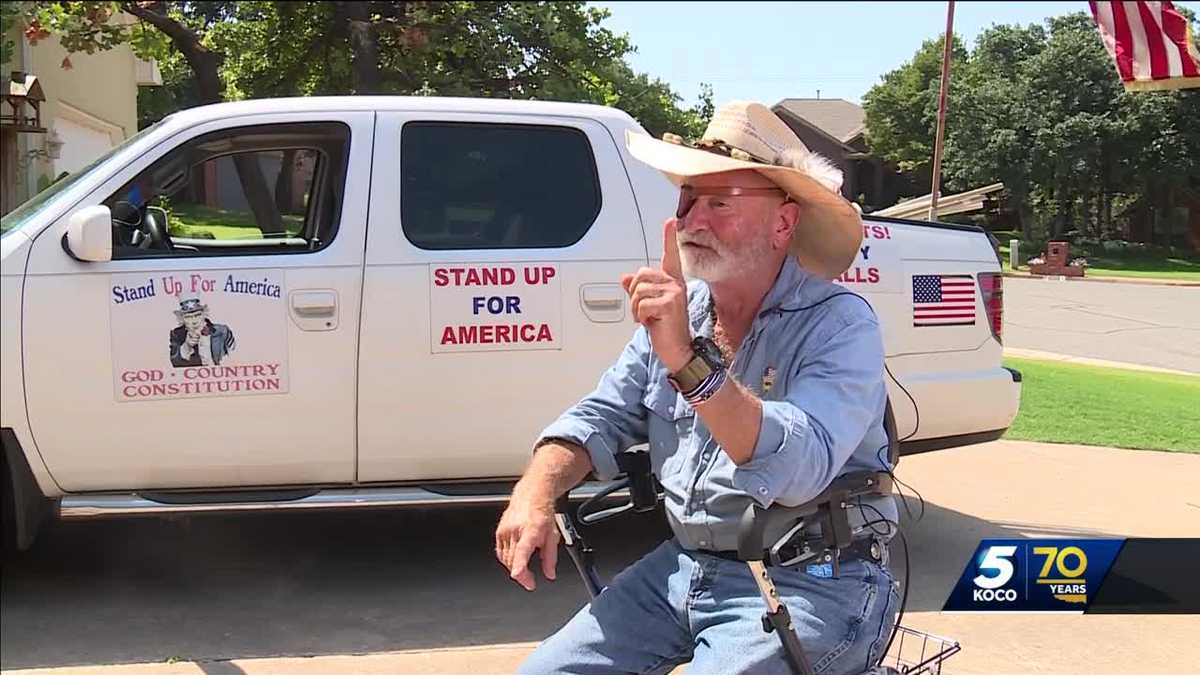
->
xmin=53 ymin=116 xmax=116 ymax=176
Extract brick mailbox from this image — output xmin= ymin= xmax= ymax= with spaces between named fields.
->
xmin=1029 ymin=240 xmax=1085 ymax=277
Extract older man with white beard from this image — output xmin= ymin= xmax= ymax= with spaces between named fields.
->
xmin=496 ymin=101 xmax=900 ymax=675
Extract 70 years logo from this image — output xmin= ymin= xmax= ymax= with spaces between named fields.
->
xmin=944 ymin=539 xmax=1123 ymax=612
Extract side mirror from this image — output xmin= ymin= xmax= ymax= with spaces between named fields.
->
xmin=63 ymin=205 xmax=113 ymax=262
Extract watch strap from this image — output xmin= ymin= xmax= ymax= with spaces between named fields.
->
xmin=669 ymin=353 xmax=713 ymax=393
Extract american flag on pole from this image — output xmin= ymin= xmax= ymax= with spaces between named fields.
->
xmin=1089 ymin=1 xmax=1200 ymax=91
xmin=912 ymin=275 xmax=976 ymax=327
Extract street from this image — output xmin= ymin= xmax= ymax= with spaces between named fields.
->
xmin=0 ymin=502 xmax=667 ymax=669
xmin=2 ymin=1 xmax=1198 ymax=674
xmin=4 ymin=440 xmax=1198 ymax=674
xmin=1004 ymin=277 xmax=1200 ymax=373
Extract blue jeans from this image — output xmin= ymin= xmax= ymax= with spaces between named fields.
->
xmin=519 ymin=539 xmax=899 ymax=675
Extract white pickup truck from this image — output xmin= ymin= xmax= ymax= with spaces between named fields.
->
xmin=0 ymin=97 xmax=1021 ymax=553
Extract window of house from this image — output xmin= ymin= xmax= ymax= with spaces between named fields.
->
xmin=105 ymin=122 xmax=350 ymax=258
xmin=400 ymin=122 xmax=602 ymax=250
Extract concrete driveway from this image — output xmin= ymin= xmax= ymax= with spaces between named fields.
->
xmin=4 ymin=441 xmax=1198 ymax=675
xmin=1004 ymin=277 xmax=1200 ymax=373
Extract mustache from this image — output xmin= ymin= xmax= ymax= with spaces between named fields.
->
xmin=677 ymin=232 xmax=722 ymax=251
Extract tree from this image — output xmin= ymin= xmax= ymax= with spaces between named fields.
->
xmin=1 ymin=3 xmax=26 ymax=65
xmin=865 ymin=11 xmax=1199 ymax=250
xmin=7 ymin=1 xmax=713 ymax=232
xmin=940 ymin=23 xmax=1047 ymax=234
xmin=861 ymin=34 xmax=967 ymax=184
xmin=218 ymin=1 xmax=711 ymax=138
xmin=8 ymin=2 xmax=711 ymax=137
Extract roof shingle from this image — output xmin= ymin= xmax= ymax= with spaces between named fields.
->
xmin=774 ymin=98 xmax=865 ymax=143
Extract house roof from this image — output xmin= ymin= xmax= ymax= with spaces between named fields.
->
xmin=774 ymin=98 xmax=865 ymax=143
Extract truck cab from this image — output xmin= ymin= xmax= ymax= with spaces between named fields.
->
xmin=0 ymin=97 xmax=1020 ymax=552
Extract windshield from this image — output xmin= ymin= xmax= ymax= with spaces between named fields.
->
xmin=1 ymin=120 xmax=167 ymax=237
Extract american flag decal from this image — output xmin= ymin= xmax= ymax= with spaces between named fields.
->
xmin=913 ymin=275 xmax=976 ymax=327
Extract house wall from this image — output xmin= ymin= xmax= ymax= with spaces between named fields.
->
xmin=1 ymin=22 xmax=140 ymax=213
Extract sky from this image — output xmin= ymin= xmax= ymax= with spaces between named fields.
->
xmin=590 ymin=1 xmax=1200 ymax=107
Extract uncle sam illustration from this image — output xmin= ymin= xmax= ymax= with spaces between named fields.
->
xmin=169 ymin=298 xmax=236 ymax=367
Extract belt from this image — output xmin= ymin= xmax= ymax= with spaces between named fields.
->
xmin=698 ymin=535 xmax=886 ymax=568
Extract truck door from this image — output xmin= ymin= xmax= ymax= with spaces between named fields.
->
xmin=21 ymin=111 xmax=374 ymax=491
xmin=357 ymin=113 xmax=648 ymax=482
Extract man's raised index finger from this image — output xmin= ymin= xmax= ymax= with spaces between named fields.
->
xmin=662 ymin=218 xmax=683 ymax=280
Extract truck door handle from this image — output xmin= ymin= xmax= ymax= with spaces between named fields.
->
xmin=291 ymin=291 xmax=337 ymax=317
xmin=584 ymin=297 xmax=621 ymax=309
xmin=582 ymin=286 xmax=624 ymax=309
xmin=580 ymin=284 xmax=625 ymax=323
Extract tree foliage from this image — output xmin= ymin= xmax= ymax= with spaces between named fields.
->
xmin=5 ymin=1 xmax=714 ymax=235
xmin=5 ymin=1 xmax=713 ymax=139
xmin=861 ymin=34 xmax=967 ymax=177
xmin=863 ymin=11 xmax=1200 ymax=249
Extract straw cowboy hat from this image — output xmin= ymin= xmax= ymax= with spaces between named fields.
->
xmin=626 ymin=100 xmax=863 ymax=280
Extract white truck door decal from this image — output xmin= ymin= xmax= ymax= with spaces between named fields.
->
xmin=110 ymin=270 xmax=290 ymax=401
xmin=429 ymin=263 xmax=563 ymax=353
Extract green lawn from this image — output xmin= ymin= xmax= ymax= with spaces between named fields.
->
xmin=1002 ymin=357 xmax=1200 ymax=453
xmin=165 ymin=203 xmax=304 ymax=240
xmin=996 ymin=235 xmax=1200 ymax=282
xmin=1066 ymin=258 xmax=1200 ymax=280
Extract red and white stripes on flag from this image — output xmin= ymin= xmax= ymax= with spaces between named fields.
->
xmin=1089 ymin=1 xmax=1200 ymax=91
xmin=912 ymin=274 xmax=976 ymax=327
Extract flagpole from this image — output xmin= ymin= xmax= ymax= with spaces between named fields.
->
xmin=929 ymin=0 xmax=955 ymax=221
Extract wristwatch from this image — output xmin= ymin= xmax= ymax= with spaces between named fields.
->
xmin=667 ymin=336 xmax=725 ymax=395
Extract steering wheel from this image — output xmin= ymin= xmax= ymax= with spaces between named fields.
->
xmin=141 ymin=206 xmax=173 ymax=251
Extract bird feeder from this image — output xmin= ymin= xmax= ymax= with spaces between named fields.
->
xmin=1 ymin=72 xmax=47 ymax=134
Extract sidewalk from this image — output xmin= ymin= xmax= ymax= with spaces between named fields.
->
xmin=1003 ymin=346 xmax=1199 ymax=376
xmin=2 ymin=646 xmax=538 ymax=675
xmin=1003 ymin=269 xmax=1200 ymax=287
xmin=8 ymin=441 xmax=1198 ymax=675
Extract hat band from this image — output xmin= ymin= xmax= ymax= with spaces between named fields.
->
xmin=662 ymin=133 xmax=775 ymax=165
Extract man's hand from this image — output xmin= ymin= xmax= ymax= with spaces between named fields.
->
xmin=622 ymin=219 xmax=693 ymax=372
xmin=495 ymin=492 xmax=560 ymax=591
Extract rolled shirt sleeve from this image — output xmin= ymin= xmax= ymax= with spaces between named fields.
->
xmin=732 ymin=313 xmax=887 ymax=508
xmin=537 ymin=327 xmax=653 ymax=481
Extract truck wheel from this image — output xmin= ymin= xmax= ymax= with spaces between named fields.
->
xmin=1 ymin=458 xmax=17 ymax=561
xmin=1 ymin=430 xmax=53 ymax=560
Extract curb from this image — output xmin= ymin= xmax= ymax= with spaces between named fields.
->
xmin=1003 ymin=347 xmax=1198 ymax=377
xmin=2 ymin=643 xmax=544 ymax=675
xmin=1002 ymin=271 xmax=1200 ymax=287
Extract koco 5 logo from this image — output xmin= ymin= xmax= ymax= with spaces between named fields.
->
xmin=943 ymin=538 xmax=1121 ymax=612
xmin=972 ymin=545 xmax=1018 ymax=601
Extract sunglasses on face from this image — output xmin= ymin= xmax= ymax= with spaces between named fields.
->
xmin=676 ymin=185 xmax=789 ymax=219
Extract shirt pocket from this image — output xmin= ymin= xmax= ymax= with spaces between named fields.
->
xmin=641 ymin=381 xmax=695 ymax=479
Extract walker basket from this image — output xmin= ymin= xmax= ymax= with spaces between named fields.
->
xmin=878 ymin=625 xmax=961 ymax=674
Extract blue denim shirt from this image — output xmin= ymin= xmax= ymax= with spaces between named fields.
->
xmin=540 ymin=256 xmax=898 ymax=552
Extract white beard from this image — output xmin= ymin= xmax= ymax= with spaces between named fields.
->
xmin=680 ymin=236 xmax=773 ymax=282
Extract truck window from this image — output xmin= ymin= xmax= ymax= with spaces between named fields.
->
xmin=400 ymin=122 xmax=602 ymax=250
xmin=103 ymin=122 xmax=350 ymax=258
xmin=1 ymin=120 xmax=165 ymax=237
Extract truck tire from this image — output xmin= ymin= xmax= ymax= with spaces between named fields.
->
xmin=1 ymin=429 xmax=53 ymax=558
xmin=2 ymin=457 xmax=17 ymax=561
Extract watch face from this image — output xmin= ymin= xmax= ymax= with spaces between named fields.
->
xmin=693 ymin=337 xmax=724 ymax=368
